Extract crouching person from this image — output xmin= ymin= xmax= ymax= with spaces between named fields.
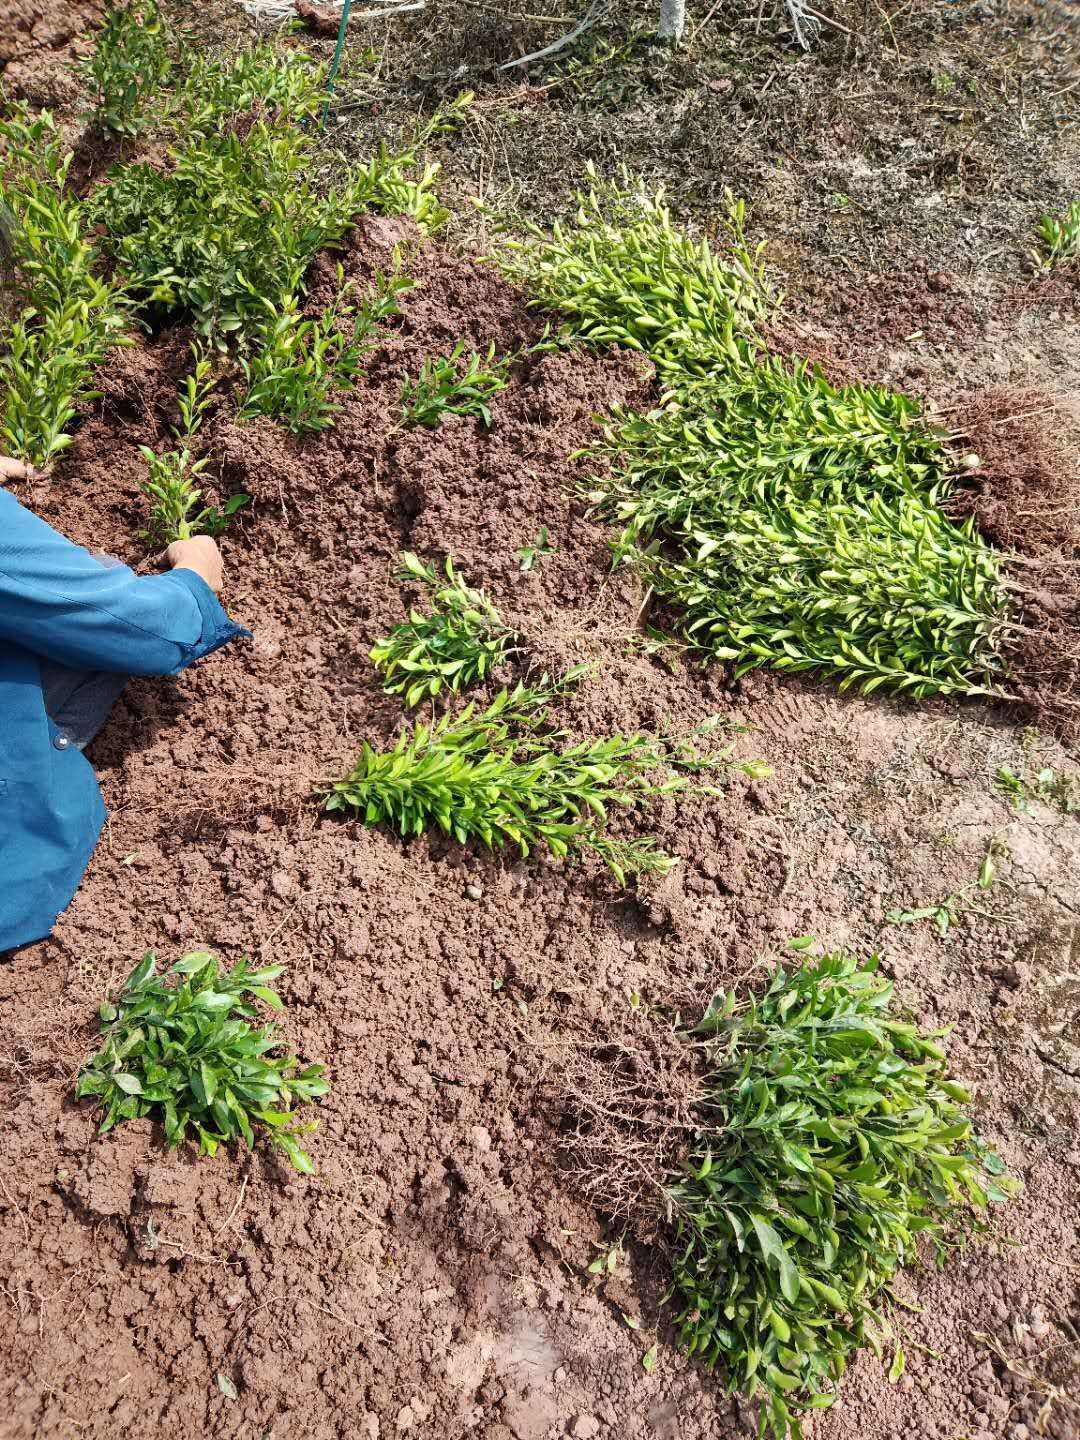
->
xmin=0 ymin=455 xmax=248 ymax=951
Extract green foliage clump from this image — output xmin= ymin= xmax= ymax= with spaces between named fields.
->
xmin=83 ymin=0 xmax=173 ymax=137
xmin=0 ymin=111 xmax=129 ymax=467
xmin=1034 ymin=200 xmax=1080 ymax=268
xmin=399 ymin=340 xmax=511 ymax=429
xmin=370 ymin=552 xmax=517 ymax=707
xmin=86 ymin=44 xmax=466 ymax=426
xmin=326 ymin=674 xmax=759 ymax=885
xmin=238 ymin=269 xmax=414 ymax=433
xmin=1 ymin=38 xmax=463 ymax=462
xmin=89 ymin=46 xmax=461 ymax=345
xmin=492 ymin=175 xmax=1011 ymax=702
xmin=138 ymin=345 xmax=248 ymax=545
xmin=668 ymin=951 xmax=1017 ymax=1439
xmin=490 ymin=165 xmax=767 ymax=382
xmin=166 ymin=40 xmax=328 ymax=131
xmin=77 ymin=951 xmax=329 ymax=1173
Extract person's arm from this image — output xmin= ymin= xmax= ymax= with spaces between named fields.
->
xmin=0 ymin=465 xmax=248 ymax=677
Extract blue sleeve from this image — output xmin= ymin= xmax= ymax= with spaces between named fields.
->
xmin=0 ymin=487 xmax=248 ymax=676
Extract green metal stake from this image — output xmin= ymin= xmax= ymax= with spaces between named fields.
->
xmin=320 ymin=0 xmax=354 ymax=128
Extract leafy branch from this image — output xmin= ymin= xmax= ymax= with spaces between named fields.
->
xmin=77 ymin=951 xmax=329 ymax=1173
xmin=325 ymin=675 xmax=764 ymax=885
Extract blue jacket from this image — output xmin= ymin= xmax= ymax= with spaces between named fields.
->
xmin=0 ymin=487 xmax=246 ymax=952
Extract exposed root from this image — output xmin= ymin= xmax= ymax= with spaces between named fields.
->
xmin=948 ymin=389 xmax=1080 ymax=742
xmin=545 ymin=1007 xmax=704 ymax=1242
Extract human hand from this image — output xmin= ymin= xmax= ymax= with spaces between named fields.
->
xmin=0 ymin=455 xmax=33 ymax=482
xmin=166 ymin=536 xmax=225 ymax=594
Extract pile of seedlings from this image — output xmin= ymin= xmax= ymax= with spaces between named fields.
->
xmin=490 ymin=171 xmax=1012 ymax=703
xmin=78 ymin=951 xmax=328 ymax=1173
xmin=561 ymin=948 xmax=1017 ymax=1439
xmin=333 ymin=554 xmax=770 ymax=885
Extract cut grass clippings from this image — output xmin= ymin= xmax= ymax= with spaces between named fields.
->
xmin=488 ymin=171 xmax=1012 ymax=705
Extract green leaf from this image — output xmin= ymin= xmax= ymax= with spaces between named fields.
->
xmin=216 ymin=1373 xmax=238 ymax=1401
xmin=642 ymin=1343 xmax=658 ymax=1374
xmin=76 ymin=949 xmax=326 ymax=1175
xmin=888 ymin=1345 xmax=905 ymax=1383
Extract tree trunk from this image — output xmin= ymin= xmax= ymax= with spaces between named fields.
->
xmin=657 ymin=0 xmax=685 ymax=42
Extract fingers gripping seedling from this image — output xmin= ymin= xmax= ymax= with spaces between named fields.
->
xmin=370 ymin=552 xmax=518 ymax=707
xmin=77 ymin=951 xmax=329 ymax=1173
xmin=138 ymin=345 xmax=249 ymax=547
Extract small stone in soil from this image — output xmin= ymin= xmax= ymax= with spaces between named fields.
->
xmin=570 ymin=1420 xmax=600 ymax=1440
xmin=465 ymin=883 xmax=483 ymax=900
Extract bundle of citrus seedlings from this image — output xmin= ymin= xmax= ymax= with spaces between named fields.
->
xmin=328 ymin=552 xmax=770 ymax=886
xmin=489 ymin=169 xmax=1012 ymax=704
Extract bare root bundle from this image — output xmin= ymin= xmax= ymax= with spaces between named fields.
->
xmin=948 ymin=389 xmax=1080 ymax=739
xmin=162 ymin=760 xmax=322 ymax=834
xmin=548 ymin=1009 xmax=704 ymax=1239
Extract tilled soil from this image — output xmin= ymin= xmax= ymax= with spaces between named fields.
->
xmin=2 ymin=5 xmax=1080 ymax=1434
xmin=1 ymin=215 xmax=1078 ymax=1440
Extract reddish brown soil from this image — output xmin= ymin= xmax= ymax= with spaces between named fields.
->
xmin=949 ymin=388 xmax=1080 ymax=740
xmin=2 ymin=213 xmax=1078 ymax=1440
xmin=0 ymin=0 xmax=101 ymax=108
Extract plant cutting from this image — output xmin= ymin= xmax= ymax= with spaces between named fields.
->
xmin=371 ymin=552 xmax=517 ymax=707
xmin=138 ymin=345 xmax=248 ymax=546
xmin=83 ymin=0 xmax=173 ymax=138
xmin=77 ymin=950 xmax=329 ymax=1173
xmin=398 ymin=341 xmax=511 ymax=429
xmin=238 ymin=269 xmax=415 ymax=432
xmin=0 ymin=110 xmax=129 ymax=468
xmin=326 ymin=674 xmax=767 ymax=885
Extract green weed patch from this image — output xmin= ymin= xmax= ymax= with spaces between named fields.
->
xmin=668 ymin=950 xmax=1016 ymax=1439
xmin=78 ymin=951 xmax=328 ymax=1173
xmin=1034 ymin=199 xmax=1080 ymax=268
xmin=489 ymin=175 xmax=1011 ymax=702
